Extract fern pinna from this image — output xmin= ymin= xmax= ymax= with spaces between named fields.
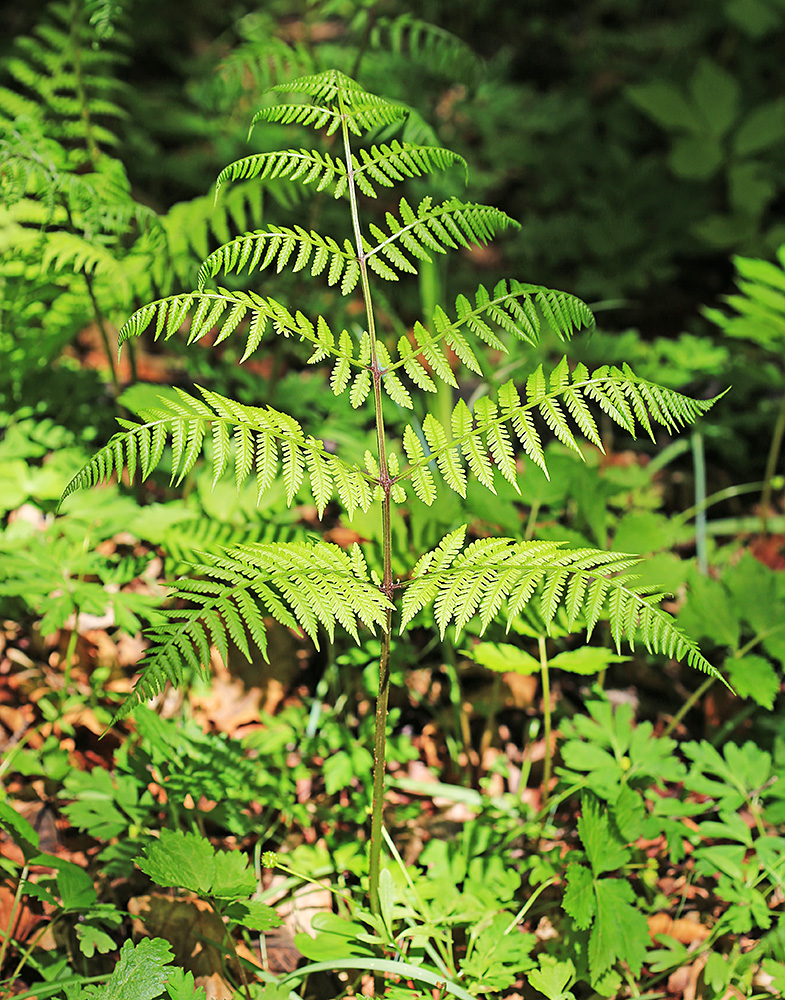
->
xmin=64 ymin=69 xmax=719 ymax=911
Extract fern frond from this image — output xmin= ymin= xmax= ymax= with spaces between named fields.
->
xmin=0 ymin=0 xmax=126 ymax=157
xmin=397 ymin=361 xmax=719 ymax=501
xmin=215 ymin=149 xmax=346 ymax=198
xmin=370 ymin=15 xmax=482 ymax=88
xmin=364 ymin=196 xmax=517 ymax=277
xmin=115 ymin=540 xmax=392 ymax=722
xmin=400 ymin=529 xmax=718 ymax=678
xmin=196 ymin=226 xmax=359 ymax=293
xmin=117 ymin=289 xmax=358 ymax=368
xmin=252 ymin=69 xmax=407 ymax=137
xmin=61 ymin=387 xmax=374 ymax=518
xmin=389 ymin=279 xmax=594 ymax=387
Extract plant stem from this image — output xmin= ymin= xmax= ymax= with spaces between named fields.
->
xmin=691 ymin=430 xmax=707 ymax=574
xmin=339 ymin=92 xmax=393 ymax=916
xmin=0 ymin=863 xmax=28 ymax=975
xmin=538 ymin=636 xmax=552 ymax=811
xmin=662 ymin=675 xmax=715 ymax=739
xmin=761 ymin=391 xmax=785 ymax=533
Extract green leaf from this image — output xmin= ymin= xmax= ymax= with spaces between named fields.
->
xmin=578 ymin=793 xmax=630 ymax=876
xmin=79 ymin=938 xmax=174 ymax=1000
xmin=295 ymin=912 xmax=375 ymax=960
xmin=211 ymin=850 xmax=258 ymax=898
xmin=548 ymin=647 xmax=629 ymax=676
xmin=668 ymin=135 xmax=724 ymax=179
xmin=563 ymin=862 xmax=594 ymax=929
xmin=166 ymin=967 xmax=208 ymax=1000
xmin=627 ymin=82 xmax=697 ymax=131
xmin=677 ymin=572 xmax=741 ymax=650
xmin=724 ymin=654 xmax=780 ymax=709
xmin=136 ymin=828 xmax=256 ymax=900
xmin=526 ymin=955 xmax=576 ymax=1000
xmin=224 ymin=900 xmax=282 ymax=932
xmin=137 ymin=829 xmax=215 ymax=895
xmin=590 ymin=878 xmax=649 ymax=982
xmin=76 ymin=923 xmax=116 ymax=958
xmin=49 ymin=858 xmax=98 ymax=910
xmin=0 ymin=799 xmax=39 ymax=857
xmin=470 ymin=641 xmax=540 ymax=674
xmin=690 ymin=58 xmax=740 ymax=137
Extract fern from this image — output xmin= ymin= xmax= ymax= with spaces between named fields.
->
xmin=115 ymin=540 xmax=391 ymax=722
xmin=64 ymin=68 xmax=721 ymax=913
xmin=400 ymin=527 xmax=713 ymax=675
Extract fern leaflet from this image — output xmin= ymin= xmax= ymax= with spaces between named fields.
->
xmin=400 ymin=527 xmax=718 ymax=679
xmin=116 ymin=540 xmax=392 ymax=721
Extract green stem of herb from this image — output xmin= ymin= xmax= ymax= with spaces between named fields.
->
xmin=761 ymin=390 xmax=785 ymax=533
xmin=662 ymin=675 xmax=715 ymax=738
xmin=538 ymin=636 xmax=552 ymax=811
xmin=502 ymin=876 xmax=557 ymax=935
xmin=0 ymin=863 xmax=28 ymax=976
xmin=691 ymin=430 xmax=707 ymax=574
xmin=341 ymin=99 xmax=392 ymax=917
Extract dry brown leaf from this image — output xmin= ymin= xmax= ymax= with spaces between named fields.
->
xmin=649 ymin=912 xmax=711 ymax=943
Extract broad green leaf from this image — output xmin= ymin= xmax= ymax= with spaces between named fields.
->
xmin=627 ymin=82 xmax=696 ymax=131
xmin=590 ymin=878 xmax=649 ymax=981
xmin=166 ymin=967 xmax=208 ymax=1000
xmin=526 ymin=955 xmax=576 ymax=1000
xmin=563 ymin=862 xmax=594 ymax=929
xmin=470 ymin=641 xmax=540 ymax=675
xmin=0 ymin=799 xmax=39 ymax=857
xmin=690 ymin=58 xmax=740 ymax=137
xmin=677 ymin=573 xmax=740 ymax=650
xmin=578 ymin=793 xmax=630 ymax=875
xmin=725 ymin=654 xmax=780 ymax=709
xmin=136 ymin=829 xmax=215 ymax=895
xmin=210 ymin=849 xmax=258 ymax=898
xmin=548 ymin=647 xmax=629 ymax=676
xmin=224 ymin=900 xmax=282 ymax=932
xmin=295 ymin=913 xmax=375 ymax=959
xmin=75 ymin=938 xmax=174 ymax=1000
xmin=669 ymin=135 xmax=724 ymax=179
xmin=734 ymin=97 xmax=785 ymax=155
xmin=613 ymin=785 xmax=646 ymax=842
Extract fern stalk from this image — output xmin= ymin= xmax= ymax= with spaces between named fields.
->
xmin=339 ymin=87 xmax=393 ymax=914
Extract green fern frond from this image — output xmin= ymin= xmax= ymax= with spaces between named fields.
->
xmin=215 ymin=141 xmax=467 ymax=201
xmin=61 ymin=386 xmax=374 ymax=517
xmin=215 ymin=149 xmax=346 ymax=198
xmin=366 ymin=196 xmax=517 ymax=272
xmin=397 ymin=361 xmax=719 ymax=501
xmin=369 ymin=15 xmax=482 ymax=88
xmin=400 ymin=527 xmax=718 ymax=678
xmin=117 ymin=289 xmax=358 ymax=368
xmin=115 ymin=539 xmax=392 ymax=722
xmin=196 ymin=225 xmax=360 ymax=294
xmin=0 ymin=0 xmax=126 ymax=158
xmin=252 ymin=69 xmax=407 ymax=137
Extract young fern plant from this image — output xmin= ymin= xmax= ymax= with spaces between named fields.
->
xmin=63 ymin=69 xmax=720 ymax=914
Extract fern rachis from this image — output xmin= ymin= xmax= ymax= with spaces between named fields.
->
xmin=64 ymin=68 xmax=721 ymax=915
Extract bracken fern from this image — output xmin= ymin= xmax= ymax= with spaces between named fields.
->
xmin=64 ymin=68 xmax=720 ymax=913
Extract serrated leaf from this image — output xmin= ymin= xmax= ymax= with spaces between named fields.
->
xmin=563 ymin=863 xmax=594 ymax=930
xmin=590 ymin=878 xmax=649 ymax=982
xmin=578 ymin=793 xmax=630 ymax=875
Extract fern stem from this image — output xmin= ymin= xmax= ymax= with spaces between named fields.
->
xmin=538 ymin=636 xmax=553 ymax=811
xmin=340 ymin=90 xmax=392 ymax=917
